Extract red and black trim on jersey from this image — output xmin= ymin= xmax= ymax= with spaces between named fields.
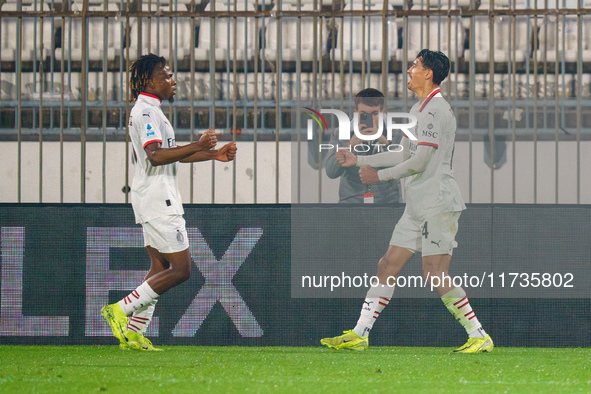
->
xmin=418 ymin=88 xmax=440 ymax=113
xmin=139 ymin=92 xmax=162 ymax=102
xmin=417 ymin=142 xmax=438 ymax=148
xmin=417 ymin=88 xmax=441 ymax=149
xmin=143 ymin=139 xmax=162 ymax=149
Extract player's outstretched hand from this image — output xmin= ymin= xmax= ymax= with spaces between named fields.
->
xmin=214 ymin=142 xmax=237 ymax=162
xmin=197 ymin=130 xmax=217 ymax=150
xmin=336 ymin=149 xmax=357 ymax=167
xmin=359 ymin=166 xmax=379 ymax=184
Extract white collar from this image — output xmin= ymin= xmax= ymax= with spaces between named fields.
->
xmin=138 ymin=92 xmax=162 ymax=106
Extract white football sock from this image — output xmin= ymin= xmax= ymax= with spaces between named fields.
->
xmin=118 ymin=281 xmax=159 ymax=315
xmin=353 ymin=284 xmax=395 ymax=337
xmin=127 ymin=299 xmax=158 ymax=334
xmin=441 ymin=286 xmax=487 ymax=338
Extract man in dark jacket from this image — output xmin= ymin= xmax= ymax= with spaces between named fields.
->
xmin=324 ymin=88 xmax=403 ymax=203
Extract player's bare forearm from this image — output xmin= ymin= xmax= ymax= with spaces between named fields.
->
xmin=145 ymin=132 xmax=217 ymax=166
xmin=181 ymin=142 xmax=237 ymax=163
xmin=145 ymin=144 xmax=204 ymax=166
xmin=179 ymin=150 xmax=217 ymax=163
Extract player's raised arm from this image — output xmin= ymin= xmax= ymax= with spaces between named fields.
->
xmin=356 ymin=136 xmax=410 ymax=168
xmin=337 ymin=136 xmax=410 ymax=169
xmin=358 ymin=144 xmax=435 ymax=184
xmin=376 ymin=145 xmax=435 ymax=181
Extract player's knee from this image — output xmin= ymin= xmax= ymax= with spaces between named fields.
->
xmin=180 ymin=267 xmax=191 ymax=283
xmin=172 ymin=265 xmax=191 ymax=284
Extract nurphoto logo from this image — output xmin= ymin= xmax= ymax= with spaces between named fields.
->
xmin=303 ymin=108 xmax=418 ymax=153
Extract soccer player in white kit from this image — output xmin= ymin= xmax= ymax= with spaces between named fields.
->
xmin=101 ymin=54 xmax=237 ymax=351
xmin=321 ymin=50 xmax=493 ymax=353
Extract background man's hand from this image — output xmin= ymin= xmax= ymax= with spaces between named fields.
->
xmin=376 ymin=134 xmax=389 ymax=146
xmin=348 ymin=134 xmax=364 ymax=148
xmin=349 ymin=127 xmax=387 ymax=148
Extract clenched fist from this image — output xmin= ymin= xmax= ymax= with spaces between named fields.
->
xmin=359 ymin=166 xmax=380 ymax=184
xmin=215 ymin=142 xmax=237 ymax=162
xmin=197 ymin=130 xmax=217 ymax=150
xmin=336 ymin=149 xmax=357 ymax=167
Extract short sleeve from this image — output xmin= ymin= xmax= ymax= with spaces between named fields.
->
xmin=137 ymin=108 xmax=163 ymax=149
xmin=416 ymin=113 xmax=441 ymax=149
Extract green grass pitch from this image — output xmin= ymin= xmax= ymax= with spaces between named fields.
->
xmin=0 ymin=346 xmax=589 ymax=393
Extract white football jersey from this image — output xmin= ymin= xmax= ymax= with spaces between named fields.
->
xmin=129 ymin=93 xmax=184 ymax=224
xmin=404 ymin=88 xmax=466 ymax=219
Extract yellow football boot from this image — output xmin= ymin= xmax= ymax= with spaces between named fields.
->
xmin=321 ymin=330 xmax=369 ymax=351
xmin=453 ymin=335 xmax=494 ymax=354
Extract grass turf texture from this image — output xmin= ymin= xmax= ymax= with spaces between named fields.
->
xmin=0 ymin=346 xmax=589 ymax=393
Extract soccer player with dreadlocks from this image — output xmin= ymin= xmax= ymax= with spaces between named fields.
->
xmin=100 ymin=54 xmax=237 ymax=351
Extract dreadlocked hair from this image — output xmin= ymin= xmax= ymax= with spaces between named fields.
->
xmin=129 ymin=53 xmax=166 ymax=103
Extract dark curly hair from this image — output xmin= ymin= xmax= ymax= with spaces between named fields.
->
xmin=128 ymin=53 xmax=166 ymax=102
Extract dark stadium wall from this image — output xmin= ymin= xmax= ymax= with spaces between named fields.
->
xmin=0 ymin=204 xmax=589 ymax=347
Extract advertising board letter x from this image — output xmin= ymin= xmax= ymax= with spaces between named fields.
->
xmin=172 ymin=228 xmax=264 ymax=337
